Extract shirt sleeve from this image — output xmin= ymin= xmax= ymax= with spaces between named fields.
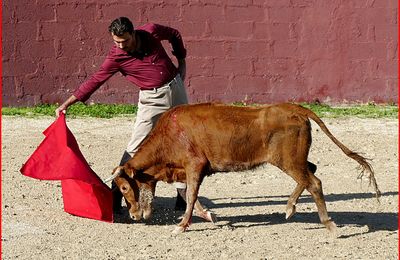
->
xmin=73 ymin=55 xmax=119 ymax=102
xmin=147 ymin=23 xmax=187 ymax=60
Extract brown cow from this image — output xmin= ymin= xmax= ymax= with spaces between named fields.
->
xmin=110 ymin=103 xmax=381 ymax=233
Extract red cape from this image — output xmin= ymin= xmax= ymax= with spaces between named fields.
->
xmin=20 ymin=114 xmax=113 ymax=222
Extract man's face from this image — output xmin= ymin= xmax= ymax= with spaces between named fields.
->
xmin=112 ymin=32 xmax=136 ymax=52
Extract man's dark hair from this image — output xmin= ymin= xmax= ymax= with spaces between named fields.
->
xmin=108 ymin=17 xmax=134 ymax=35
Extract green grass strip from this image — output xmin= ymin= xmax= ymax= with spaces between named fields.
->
xmin=2 ymin=102 xmax=398 ymax=118
xmin=2 ymin=103 xmax=137 ymax=118
xmin=301 ymin=103 xmax=398 ymax=118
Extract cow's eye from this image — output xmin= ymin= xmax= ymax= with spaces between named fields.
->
xmin=121 ymin=185 xmax=129 ymax=193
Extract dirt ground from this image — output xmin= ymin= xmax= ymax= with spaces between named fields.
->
xmin=2 ymin=115 xmax=398 ymax=259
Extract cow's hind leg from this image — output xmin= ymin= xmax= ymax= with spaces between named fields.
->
xmin=286 ymin=161 xmax=317 ymax=219
xmin=286 ymin=183 xmax=304 ymax=220
xmin=286 ymin=168 xmax=336 ymax=233
xmin=305 ymin=172 xmax=337 ymax=232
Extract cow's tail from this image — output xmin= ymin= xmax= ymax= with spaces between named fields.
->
xmin=292 ymin=104 xmax=381 ymax=200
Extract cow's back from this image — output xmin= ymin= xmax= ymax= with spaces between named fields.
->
xmin=156 ymin=103 xmax=310 ymax=171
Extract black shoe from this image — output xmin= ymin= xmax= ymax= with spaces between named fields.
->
xmin=174 ymin=189 xmax=187 ymax=211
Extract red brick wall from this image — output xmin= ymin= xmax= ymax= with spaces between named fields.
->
xmin=3 ymin=0 xmax=398 ymax=106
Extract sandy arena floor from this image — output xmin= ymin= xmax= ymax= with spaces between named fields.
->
xmin=2 ymin=115 xmax=398 ymax=259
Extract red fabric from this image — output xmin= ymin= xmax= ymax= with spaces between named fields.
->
xmin=20 ymin=114 xmax=113 ymax=222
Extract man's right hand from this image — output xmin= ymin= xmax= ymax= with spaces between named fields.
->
xmin=55 ymin=95 xmax=78 ymax=117
xmin=55 ymin=105 xmax=67 ymax=117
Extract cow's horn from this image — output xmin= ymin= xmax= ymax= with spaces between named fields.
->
xmin=103 ymin=167 xmax=123 ymax=184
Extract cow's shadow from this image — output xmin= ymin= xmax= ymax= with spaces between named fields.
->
xmin=206 ymin=191 xmax=396 ymax=208
xmin=113 ymin=191 xmax=397 ymax=236
xmin=214 ymin=211 xmax=397 ymax=236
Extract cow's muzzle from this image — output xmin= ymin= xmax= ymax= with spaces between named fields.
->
xmin=137 ymin=187 xmax=154 ymax=221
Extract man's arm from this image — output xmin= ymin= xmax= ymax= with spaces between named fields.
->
xmin=73 ymin=56 xmax=119 ymax=102
xmin=147 ymin=23 xmax=187 ymax=62
xmin=55 ymin=53 xmax=119 ymax=116
xmin=149 ymin=23 xmax=187 ymax=80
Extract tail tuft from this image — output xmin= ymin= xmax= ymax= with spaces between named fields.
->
xmin=352 ymin=154 xmax=381 ymax=201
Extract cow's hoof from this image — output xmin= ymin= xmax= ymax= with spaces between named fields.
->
xmin=206 ymin=211 xmax=217 ymax=224
xmin=285 ymin=204 xmax=296 ymax=220
xmin=324 ymin=220 xmax=337 ymax=234
xmin=172 ymin=226 xmax=186 ymax=234
xmin=195 ymin=210 xmax=218 ymax=224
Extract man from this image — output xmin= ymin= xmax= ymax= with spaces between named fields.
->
xmin=55 ymin=17 xmax=189 ymax=213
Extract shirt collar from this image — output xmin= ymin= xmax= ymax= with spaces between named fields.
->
xmin=114 ymin=46 xmax=128 ymax=56
xmin=113 ymin=31 xmax=146 ymax=57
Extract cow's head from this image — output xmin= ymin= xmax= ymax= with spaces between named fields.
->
xmin=110 ymin=166 xmax=156 ymax=221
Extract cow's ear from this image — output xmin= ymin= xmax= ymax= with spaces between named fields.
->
xmin=124 ymin=166 xmax=136 ymax=178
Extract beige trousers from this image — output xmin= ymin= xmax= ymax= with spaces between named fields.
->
xmin=126 ymin=75 xmax=188 ymax=189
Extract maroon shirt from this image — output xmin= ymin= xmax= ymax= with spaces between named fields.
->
xmin=73 ymin=23 xmax=187 ymax=102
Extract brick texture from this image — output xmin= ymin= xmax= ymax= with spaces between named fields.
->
xmin=2 ymin=0 xmax=398 ymax=106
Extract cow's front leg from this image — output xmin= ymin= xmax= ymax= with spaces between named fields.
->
xmin=176 ymin=188 xmax=217 ymax=223
xmin=173 ymin=170 xmax=203 ymax=234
